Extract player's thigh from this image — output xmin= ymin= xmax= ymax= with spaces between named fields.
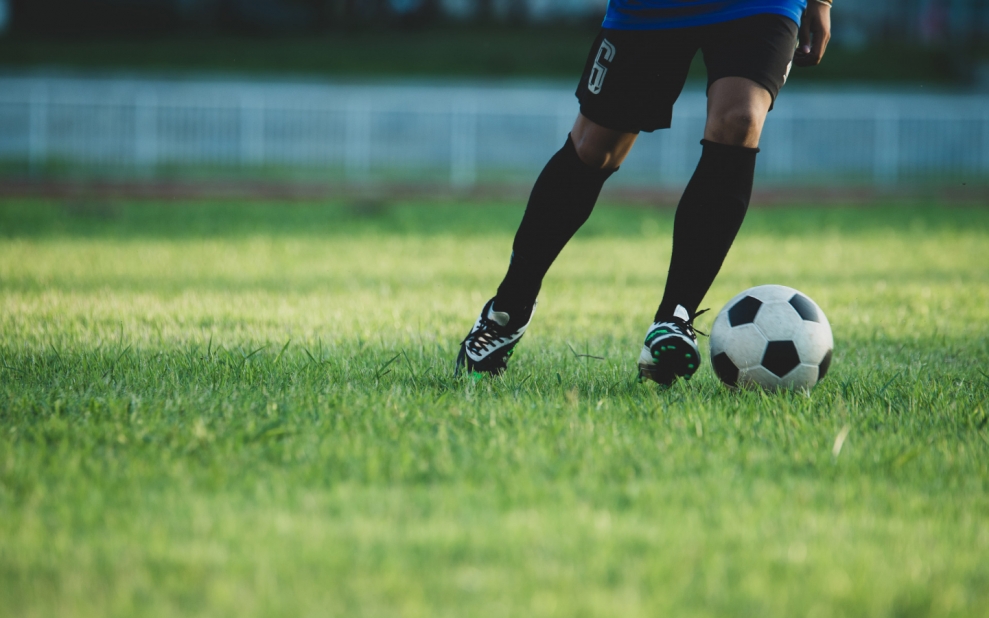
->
xmin=575 ymin=28 xmax=698 ymax=135
xmin=701 ymin=13 xmax=798 ymax=144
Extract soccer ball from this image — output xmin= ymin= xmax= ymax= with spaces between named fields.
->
xmin=709 ymin=285 xmax=833 ymax=391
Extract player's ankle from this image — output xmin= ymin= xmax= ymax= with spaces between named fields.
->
xmin=654 ymin=303 xmax=693 ymax=323
xmin=492 ymin=296 xmax=535 ymax=326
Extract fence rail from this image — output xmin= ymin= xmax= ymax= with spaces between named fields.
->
xmin=1 ymin=76 xmax=987 ymax=187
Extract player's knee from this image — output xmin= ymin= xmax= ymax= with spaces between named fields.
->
xmin=707 ymin=108 xmax=762 ymax=146
xmin=573 ymin=140 xmax=622 ymax=170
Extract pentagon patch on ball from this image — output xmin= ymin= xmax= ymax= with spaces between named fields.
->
xmin=709 ymin=285 xmax=834 ymax=392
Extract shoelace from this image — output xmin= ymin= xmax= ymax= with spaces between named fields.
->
xmin=463 ymin=316 xmax=509 ymax=355
xmin=666 ymin=308 xmax=710 ymax=339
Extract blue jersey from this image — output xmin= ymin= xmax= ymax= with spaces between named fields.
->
xmin=602 ymin=0 xmax=806 ymax=30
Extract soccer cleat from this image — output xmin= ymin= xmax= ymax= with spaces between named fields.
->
xmin=638 ymin=304 xmax=707 ymax=385
xmin=455 ymin=298 xmax=536 ymax=377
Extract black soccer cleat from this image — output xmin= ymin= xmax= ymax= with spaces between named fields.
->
xmin=455 ymin=298 xmax=536 ymax=377
xmin=638 ymin=304 xmax=707 ymax=386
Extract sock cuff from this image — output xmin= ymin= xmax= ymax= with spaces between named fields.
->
xmin=563 ymin=134 xmax=620 ymax=180
xmin=699 ymin=139 xmax=760 ymax=155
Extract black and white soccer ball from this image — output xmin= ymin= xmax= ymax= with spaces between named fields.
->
xmin=709 ymin=285 xmax=833 ymax=391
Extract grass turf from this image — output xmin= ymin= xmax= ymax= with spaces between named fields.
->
xmin=1 ymin=199 xmax=988 ymax=617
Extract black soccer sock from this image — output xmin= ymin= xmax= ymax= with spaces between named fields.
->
xmin=655 ymin=139 xmax=758 ymax=320
xmin=495 ymin=135 xmax=616 ymax=315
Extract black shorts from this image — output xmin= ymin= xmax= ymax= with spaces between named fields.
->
xmin=576 ymin=13 xmax=799 ymax=133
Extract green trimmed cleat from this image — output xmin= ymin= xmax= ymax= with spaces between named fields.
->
xmin=638 ymin=304 xmax=706 ymax=386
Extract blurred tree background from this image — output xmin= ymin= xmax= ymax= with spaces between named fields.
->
xmin=0 ymin=0 xmax=986 ymax=84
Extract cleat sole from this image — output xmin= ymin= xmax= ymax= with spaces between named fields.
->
xmin=639 ymin=336 xmax=700 ymax=386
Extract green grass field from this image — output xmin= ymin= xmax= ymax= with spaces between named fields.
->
xmin=1 ymin=199 xmax=988 ymax=617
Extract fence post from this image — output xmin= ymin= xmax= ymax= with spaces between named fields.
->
xmin=240 ymin=93 xmax=265 ymax=166
xmin=28 ymin=87 xmax=48 ymax=173
xmin=557 ymin=105 xmax=572 ymax=146
xmin=770 ymin=106 xmax=794 ymax=180
xmin=874 ymin=109 xmax=899 ymax=185
xmin=657 ymin=126 xmax=677 ymax=186
xmin=346 ymin=100 xmax=371 ymax=183
xmin=451 ymin=98 xmax=477 ymax=188
xmin=659 ymin=109 xmax=700 ymax=186
xmin=135 ymin=90 xmax=158 ymax=169
xmin=983 ymin=112 xmax=989 ymax=173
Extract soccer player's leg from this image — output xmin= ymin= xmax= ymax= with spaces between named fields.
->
xmin=454 ymin=116 xmax=634 ymax=378
xmin=640 ymin=14 xmax=798 ymax=385
xmin=703 ymin=77 xmax=773 ymax=148
xmin=455 ymin=29 xmax=654 ymax=378
xmin=637 ymin=79 xmax=767 ymax=385
xmin=496 ymin=113 xmax=635 ymax=316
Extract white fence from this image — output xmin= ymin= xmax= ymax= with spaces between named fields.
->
xmin=1 ymin=75 xmax=987 ymax=187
